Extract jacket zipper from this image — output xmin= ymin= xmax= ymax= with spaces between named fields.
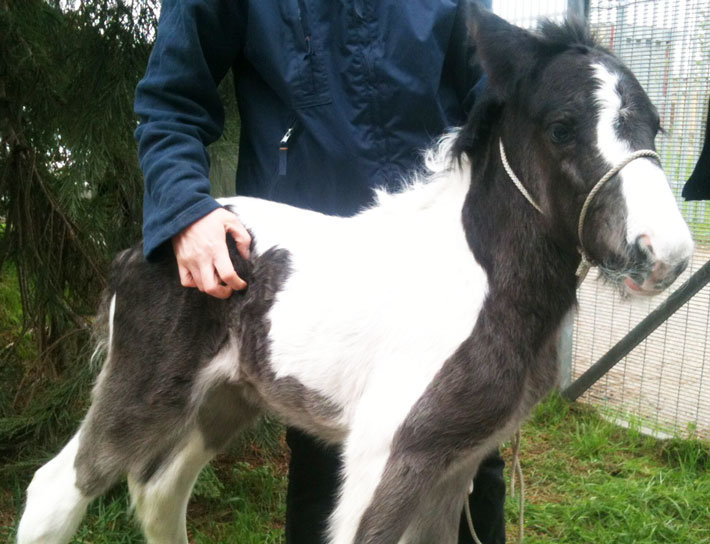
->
xmin=278 ymin=118 xmax=299 ymax=176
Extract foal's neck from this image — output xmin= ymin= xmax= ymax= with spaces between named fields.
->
xmin=462 ymin=153 xmax=579 ymax=323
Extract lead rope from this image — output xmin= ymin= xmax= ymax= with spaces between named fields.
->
xmin=464 ymin=487 xmax=484 ymax=544
xmin=499 ymin=140 xmax=544 ymax=214
xmin=499 ymin=139 xmax=660 ymax=285
xmin=465 ymin=430 xmax=525 ymax=544
xmin=510 ymin=430 xmax=525 ymax=543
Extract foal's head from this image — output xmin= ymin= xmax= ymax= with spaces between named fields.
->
xmin=459 ymin=5 xmax=693 ymax=295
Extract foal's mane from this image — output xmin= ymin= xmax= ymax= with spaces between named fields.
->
xmin=537 ymin=18 xmax=596 ymax=50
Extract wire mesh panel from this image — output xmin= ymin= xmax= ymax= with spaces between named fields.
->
xmin=492 ymin=0 xmax=569 ymax=27
xmin=573 ymin=0 xmax=710 ymax=439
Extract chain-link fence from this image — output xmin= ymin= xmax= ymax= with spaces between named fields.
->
xmin=494 ymin=0 xmax=710 ymax=439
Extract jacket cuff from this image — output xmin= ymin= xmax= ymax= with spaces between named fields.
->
xmin=143 ymin=197 xmax=222 ymax=260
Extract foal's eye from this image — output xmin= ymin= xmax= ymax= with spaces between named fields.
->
xmin=549 ymin=123 xmax=573 ymax=145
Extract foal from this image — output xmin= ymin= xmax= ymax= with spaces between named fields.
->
xmin=18 ymin=6 xmax=693 ymax=544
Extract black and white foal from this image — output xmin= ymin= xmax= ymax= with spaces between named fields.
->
xmin=18 ymin=6 xmax=693 ymax=544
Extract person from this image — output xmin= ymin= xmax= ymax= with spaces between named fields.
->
xmin=682 ymin=96 xmax=710 ymax=201
xmin=134 ymin=0 xmax=506 ymax=542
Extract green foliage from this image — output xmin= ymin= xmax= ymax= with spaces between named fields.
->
xmin=0 ymin=0 xmax=154 ymax=350
xmin=0 ymin=0 xmax=159 ymax=466
xmin=0 ymin=0 xmax=240 ymax=490
xmin=658 ymin=438 xmax=710 ymax=473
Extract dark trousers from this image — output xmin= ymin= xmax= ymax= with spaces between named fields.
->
xmin=285 ymin=428 xmax=506 ymax=544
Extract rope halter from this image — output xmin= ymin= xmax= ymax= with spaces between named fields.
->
xmin=498 ymin=138 xmax=661 ymax=282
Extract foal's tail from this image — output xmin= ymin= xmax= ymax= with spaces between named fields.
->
xmin=88 ymin=290 xmax=113 ymax=370
xmin=89 ymin=246 xmax=145 ymax=371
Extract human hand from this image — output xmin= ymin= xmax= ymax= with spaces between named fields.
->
xmin=171 ymin=207 xmax=252 ymax=299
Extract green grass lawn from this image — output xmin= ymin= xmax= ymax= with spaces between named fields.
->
xmin=2 ymin=394 xmax=709 ymax=543
xmin=504 ymin=395 xmax=710 ymax=543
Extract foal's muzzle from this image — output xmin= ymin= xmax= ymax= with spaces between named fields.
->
xmin=623 ymin=234 xmax=691 ymax=296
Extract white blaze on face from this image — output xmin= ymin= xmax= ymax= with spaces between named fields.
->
xmin=592 ymin=63 xmax=693 ymax=266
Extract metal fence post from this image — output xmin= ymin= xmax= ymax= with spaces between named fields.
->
xmin=557 ymin=309 xmax=575 ymax=389
xmin=555 ymin=0 xmax=589 ymax=390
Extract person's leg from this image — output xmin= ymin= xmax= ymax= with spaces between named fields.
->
xmin=285 ymin=430 xmax=505 ymax=544
xmin=458 ymin=449 xmax=507 ymax=544
xmin=285 ymin=428 xmax=342 ymax=544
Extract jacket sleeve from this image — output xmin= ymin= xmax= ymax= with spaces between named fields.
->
xmin=134 ymin=0 xmax=245 ymax=258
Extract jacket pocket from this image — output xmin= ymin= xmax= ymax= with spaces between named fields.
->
xmin=289 ymin=0 xmax=331 ymax=108
xmin=245 ymin=0 xmax=331 ymax=109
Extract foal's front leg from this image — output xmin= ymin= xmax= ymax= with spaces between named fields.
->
xmin=328 ymin=352 xmax=525 ymax=543
xmin=328 ymin=428 xmax=461 ymax=544
xmin=325 ymin=371 xmax=455 ymax=544
xmin=326 ymin=429 xmax=397 ymax=544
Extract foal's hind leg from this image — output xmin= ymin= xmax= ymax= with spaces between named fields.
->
xmin=17 ymin=428 xmax=101 ymax=544
xmin=128 ymin=383 xmax=261 ymax=544
xmin=127 ymin=428 xmax=214 ymax=544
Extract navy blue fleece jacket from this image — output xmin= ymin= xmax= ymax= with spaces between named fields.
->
xmin=134 ymin=0 xmax=489 ymax=257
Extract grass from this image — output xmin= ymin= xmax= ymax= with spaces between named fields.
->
xmin=0 ymin=438 xmax=289 ymax=544
xmin=2 ymin=393 xmax=708 ymax=543
xmin=504 ymin=394 xmax=710 ymax=543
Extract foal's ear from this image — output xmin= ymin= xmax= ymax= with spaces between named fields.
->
xmin=467 ymin=2 xmax=541 ymax=99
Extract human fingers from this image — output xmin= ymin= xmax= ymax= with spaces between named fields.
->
xmin=223 ymin=212 xmax=252 ymax=260
xmin=177 ymin=263 xmax=197 ymax=288
xmin=214 ymin=248 xmax=247 ymax=291
xmin=198 ymin=263 xmax=232 ymax=299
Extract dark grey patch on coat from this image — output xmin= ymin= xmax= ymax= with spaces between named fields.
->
xmin=258 ymin=375 xmax=345 ymax=443
xmin=195 ymin=381 xmax=264 ymax=453
xmin=74 ymin=233 xmax=339 ymax=496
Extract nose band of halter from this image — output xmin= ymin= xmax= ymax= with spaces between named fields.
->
xmin=498 ymin=138 xmax=661 ymax=280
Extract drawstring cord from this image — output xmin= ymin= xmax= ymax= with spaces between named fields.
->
xmin=510 ymin=430 xmax=525 ymax=543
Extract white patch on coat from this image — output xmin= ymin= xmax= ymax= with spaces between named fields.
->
xmin=17 ymin=432 xmax=91 ymax=544
xmin=90 ymin=293 xmax=117 ymax=368
xmin=592 ymin=63 xmax=693 ymax=265
xmin=219 ymin=134 xmax=490 ymax=540
xmin=190 ymin=338 xmax=239 ymax=406
xmin=107 ymin=293 xmax=116 ymax=353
